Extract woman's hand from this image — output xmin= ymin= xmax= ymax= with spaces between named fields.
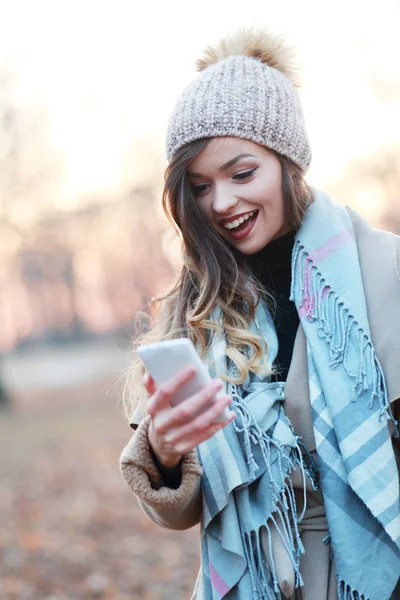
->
xmin=144 ymin=367 xmax=235 ymax=468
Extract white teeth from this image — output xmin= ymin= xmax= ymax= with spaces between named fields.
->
xmin=223 ymin=210 xmax=257 ymax=230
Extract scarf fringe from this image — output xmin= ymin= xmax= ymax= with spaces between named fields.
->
xmin=243 ymin=517 xmax=305 ymax=600
xmin=243 ymin=529 xmax=275 ymax=600
xmin=338 ymin=581 xmax=368 ymax=600
xmin=290 ymin=242 xmax=398 ymax=434
xmin=231 ymin=384 xmax=306 ymax=596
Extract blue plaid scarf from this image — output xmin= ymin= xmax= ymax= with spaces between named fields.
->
xmin=194 ymin=190 xmax=399 ymax=600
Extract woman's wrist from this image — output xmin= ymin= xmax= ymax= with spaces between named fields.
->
xmin=148 ymin=440 xmax=183 ymax=490
xmin=151 ymin=445 xmax=182 ymax=469
xmin=148 ymin=423 xmax=183 ymax=468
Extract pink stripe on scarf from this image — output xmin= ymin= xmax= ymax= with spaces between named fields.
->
xmin=299 ymin=229 xmax=354 ymax=319
xmin=299 ymin=303 xmax=310 ymax=319
xmin=309 ymin=229 xmax=355 ymax=265
xmin=299 ymin=284 xmax=332 ymax=317
xmin=210 ymin=562 xmax=230 ymax=597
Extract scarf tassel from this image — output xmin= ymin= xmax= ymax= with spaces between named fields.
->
xmin=242 ymin=511 xmax=305 ymax=600
xmin=243 ymin=529 xmax=275 ymax=600
xmin=231 ymin=384 xmax=306 ymax=596
xmin=338 ymin=581 xmax=368 ymax=600
xmin=290 ymin=242 xmax=398 ymax=435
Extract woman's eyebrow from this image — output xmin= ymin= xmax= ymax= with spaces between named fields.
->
xmin=187 ymin=153 xmax=256 ymax=177
xmin=219 ymin=153 xmax=256 ymax=171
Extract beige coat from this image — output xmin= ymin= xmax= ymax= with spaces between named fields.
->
xmin=120 ymin=208 xmax=400 ymax=599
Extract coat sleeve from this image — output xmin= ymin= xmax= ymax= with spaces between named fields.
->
xmin=119 ymin=415 xmax=203 ymax=530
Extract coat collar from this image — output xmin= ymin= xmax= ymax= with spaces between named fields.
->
xmin=285 ymin=206 xmax=400 ymax=431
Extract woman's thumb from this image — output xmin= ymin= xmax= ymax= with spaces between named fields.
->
xmin=143 ymin=372 xmax=157 ymax=396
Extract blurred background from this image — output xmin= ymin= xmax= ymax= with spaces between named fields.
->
xmin=0 ymin=0 xmax=399 ymax=598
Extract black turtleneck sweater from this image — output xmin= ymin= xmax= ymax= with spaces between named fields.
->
xmin=244 ymin=231 xmax=299 ymax=381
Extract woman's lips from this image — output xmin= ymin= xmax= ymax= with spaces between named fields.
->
xmin=226 ymin=211 xmax=258 ymax=241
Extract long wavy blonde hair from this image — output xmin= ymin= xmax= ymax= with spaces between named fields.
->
xmin=122 ymin=137 xmax=312 ymax=421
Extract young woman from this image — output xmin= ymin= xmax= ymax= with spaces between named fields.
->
xmin=120 ymin=28 xmax=400 ymax=600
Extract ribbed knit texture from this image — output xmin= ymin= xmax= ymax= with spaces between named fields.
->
xmin=166 ymin=55 xmax=311 ymax=171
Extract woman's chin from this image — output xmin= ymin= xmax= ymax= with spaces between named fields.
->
xmin=233 ymin=232 xmax=276 ymax=255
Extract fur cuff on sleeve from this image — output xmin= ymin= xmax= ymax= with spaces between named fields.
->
xmin=119 ymin=415 xmax=203 ymax=508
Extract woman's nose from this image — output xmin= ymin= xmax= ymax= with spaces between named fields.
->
xmin=212 ymin=186 xmax=238 ymax=215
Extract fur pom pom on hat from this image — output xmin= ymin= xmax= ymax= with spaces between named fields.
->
xmin=166 ymin=27 xmax=311 ymax=171
xmin=195 ymin=27 xmax=301 ymax=86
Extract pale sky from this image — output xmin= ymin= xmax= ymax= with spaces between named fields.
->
xmin=1 ymin=0 xmax=400 ymax=207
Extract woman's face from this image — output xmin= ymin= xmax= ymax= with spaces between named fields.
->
xmin=187 ymin=137 xmax=288 ymax=255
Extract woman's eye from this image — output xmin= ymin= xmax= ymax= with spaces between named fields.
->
xmin=193 ymin=184 xmax=210 ymax=196
xmin=233 ymin=167 xmax=258 ymax=181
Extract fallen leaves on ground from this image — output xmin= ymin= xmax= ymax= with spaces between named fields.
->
xmin=0 ymin=380 xmax=200 ymax=600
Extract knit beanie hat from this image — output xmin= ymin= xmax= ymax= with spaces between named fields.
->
xmin=166 ymin=28 xmax=311 ymax=172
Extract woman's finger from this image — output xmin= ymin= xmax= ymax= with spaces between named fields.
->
xmin=174 ymin=412 xmax=236 ymax=455
xmin=165 ymin=393 xmax=233 ymax=443
xmin=146 ymin=366 xmax=197 ymax=415
xmin=142 ymin=372 xmax=157 ymax=396
xmin=155 ymin=378 xmax=224 ymax=434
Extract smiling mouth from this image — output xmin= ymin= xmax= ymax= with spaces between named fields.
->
xmin=223 ymin=210 xmax=259 ymax=241
xmin=221 ymin=210 xmax=258 ymax=230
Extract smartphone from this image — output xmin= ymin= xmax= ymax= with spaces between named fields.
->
xmin=137 ymin=338 xmax=232 ymax=423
